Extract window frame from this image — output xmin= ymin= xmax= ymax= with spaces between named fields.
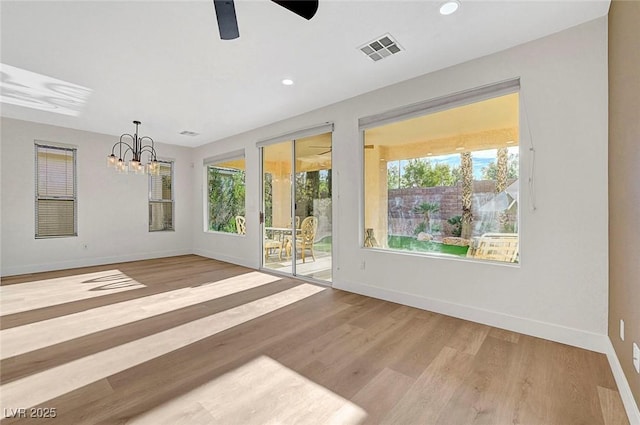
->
xmin=359 ymin=80 xmax=521 ymax=265
xmin=34 ymin=141 xmax=78 ymax=239
xmin=204 ymin=151 xmax=246 ymax=235
xmin=148 ymin=160 xmax=175 ymax=232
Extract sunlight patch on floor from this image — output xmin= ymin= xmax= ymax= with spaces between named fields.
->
xmin=0 ymin=270 xmax=146 ymax=316
xmin=129 ymin=355 xmax=367 ymax=425
xmin=0 ymin=271 xmax=281 ymax=359
xmin=0 ymin=284 xmax=326 ymax=409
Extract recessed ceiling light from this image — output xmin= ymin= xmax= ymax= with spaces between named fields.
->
xmin=282 ymin=79 xmax=294 ymax=86
xmin=455 ymin=146 xmax=465 ymax=151
xmin=439 ymin=0 xmax=460 ymax=16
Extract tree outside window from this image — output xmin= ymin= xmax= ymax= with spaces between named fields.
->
xmin=207 ymin=161 xmax=246 ymax=233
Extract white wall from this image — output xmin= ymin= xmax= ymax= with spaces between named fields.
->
xmin=192 ymin=18 xmax=609 ymax=348
xmin=1 ymin=118 xmax=193 ymax=276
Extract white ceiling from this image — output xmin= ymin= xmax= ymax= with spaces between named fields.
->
xmin=0 ymin=0 xmax=610 ymax=147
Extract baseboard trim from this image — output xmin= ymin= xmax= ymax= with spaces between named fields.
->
xmin=1 ymin=249 xmax=193 ymax=277
xmin=605 ymin=339 xmax=640 ymax=425
xmin=334 ymin=279 xmax=609 ymax=353
xmin=192 ymin=248 xmax=258 ymax=270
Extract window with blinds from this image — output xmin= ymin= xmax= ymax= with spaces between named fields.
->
xmin=35 ymin=143 xmax=77 ymax=238
xmin=149 ymin=161 xmax=174 ymax=231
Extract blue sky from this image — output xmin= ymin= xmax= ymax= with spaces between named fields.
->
xmin=389 ymin=147 xmax=519 ymax=180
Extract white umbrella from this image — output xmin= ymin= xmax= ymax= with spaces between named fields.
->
xmin=478 ymin=192 xmax=511 ymax=212
xmin=505 ymin=179 xmax=519 ymax=210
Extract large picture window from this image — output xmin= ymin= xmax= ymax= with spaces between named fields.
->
xmin=35 ymin=142 xmax=77 ymax=238
xmin=149 ymin=160 xmax=174 ymax=231
xmin=206 ymin=155 xmax=246 ymax=234
xmin=363 ymin=84 xmax=520 ymax=264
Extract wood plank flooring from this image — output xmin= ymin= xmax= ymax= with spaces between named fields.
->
xmin=0 ymin=255 xmax=629 ymax=425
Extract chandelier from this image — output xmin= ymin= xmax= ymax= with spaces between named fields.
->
xmin=107 ymin=120 xmax=159 ymax=175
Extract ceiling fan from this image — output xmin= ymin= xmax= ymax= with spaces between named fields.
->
xmin=213 ymin=0 xmax=319 ymax=40
xmin=309 ymin=144 xmax=331 ymax=156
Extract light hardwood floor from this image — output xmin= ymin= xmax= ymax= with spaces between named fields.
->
xmin=0 ymin=255 xmax=629 ymax=425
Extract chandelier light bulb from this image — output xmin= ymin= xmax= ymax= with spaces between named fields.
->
xmin=148 ymin=160 xmax=160 ymax=176
xmin=116 ymin=159 xmax=127 ymax=173
xmin=107 ymin=154 xmax=117 ymax=168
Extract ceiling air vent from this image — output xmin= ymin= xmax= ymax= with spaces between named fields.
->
xmin=359 ymin=34 xmax=403 ymax=62
xmin=179 ymin=130 xmax=199 ymax=136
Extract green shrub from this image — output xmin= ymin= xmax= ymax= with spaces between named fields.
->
xmin=413 ymin=222 xmax=427 ymax=236
xmin=447 ymin=215 xmax=462 ymax=237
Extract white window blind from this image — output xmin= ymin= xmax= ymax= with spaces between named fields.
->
xmin=256 ymin=123 xmax=334 ymax=147
xmin=149 ymin=161 xmax=174 ymax=231
xmin=203 ymin=149 xmax=245 ymax=167
xmin=35 ymin=143 xmax=77 ymax=238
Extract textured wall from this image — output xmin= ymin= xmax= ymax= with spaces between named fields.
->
xmin=387 ymin=181 xmax=517 ymax=237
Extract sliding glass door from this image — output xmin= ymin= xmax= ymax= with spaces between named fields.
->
xmin=261 ymin=132 xmax=332 ymax=283
xmin=294 ymin=134 xmax=332 ymax=281
xmin=262 ymin=141 xmax=294 ymax=273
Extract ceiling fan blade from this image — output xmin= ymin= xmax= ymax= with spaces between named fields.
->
xmin=271 ymin=0 xmax=319 ymax=20
xmin=213 ymin=0 xmax=240 ymax=40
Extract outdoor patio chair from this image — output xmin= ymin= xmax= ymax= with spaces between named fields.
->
xmin=296 ymin=216 xmax=318 ymax=263
xmin=235 ymin=216 xmax=246 ymax=235
xmin=467 ymin=233 xmax=519 ymax=263
xmin=264 ymin=238 xmax=282 ymax=261
xmin=288 ymin=216 xmax=301 ymax=229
